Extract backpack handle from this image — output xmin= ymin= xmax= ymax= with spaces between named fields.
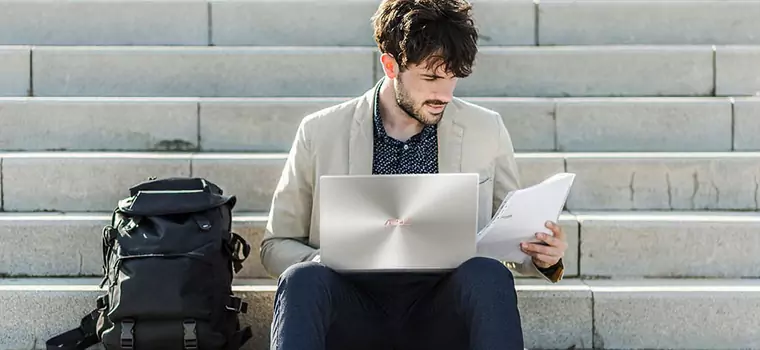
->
xmin=128 ymin=177 xmax=222 ymax=197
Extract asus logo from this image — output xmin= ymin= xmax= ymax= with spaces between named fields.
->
xmin=385 ymin=218 xmax=410 ymax=226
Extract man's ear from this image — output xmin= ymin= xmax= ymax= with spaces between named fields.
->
xmin=380 ymin=53 xmax=398 ymax=79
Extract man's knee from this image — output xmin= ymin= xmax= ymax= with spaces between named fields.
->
xmin=453 ymin=257 xmax=515 ymax=288
xmin=277 ymin=261 xmax=335 ymax=292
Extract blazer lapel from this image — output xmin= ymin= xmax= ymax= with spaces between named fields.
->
xmin=348 ymin=88 xmax=375 ymax=175
xmin=438 ymin=103 xmax=463 ymax=173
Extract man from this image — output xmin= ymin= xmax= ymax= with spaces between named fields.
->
xmin=260 ymin=0 xmax=568 ymax=349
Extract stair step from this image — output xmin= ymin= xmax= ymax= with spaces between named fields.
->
xmin=457 ymin=46 xmax=714 ymax=98
xmin=0 ymin=151 xmax=564 ymax=212
xmin=1 ymin=96 xmax=752 ymax=153
xmin=0 ymin=0 xmax=536 ymax=47
xmin=30 ymin=46 xmax=376 ymax=98
xmin=0 ymin=278 xmax=276 ymax=350
xmin=554 ymin=97 xmax=735 ymax=152
xmin=0 ymin=213 xmax=270 ymax=279
xmin=4 ymin=152 xmax=760 ymax=212
xmin=4 ymin=45 xmax=757 ymax=98
xmin=539 ymin=0 xmax=760 ymax=45
xmin=5 ymin=211 xmax=760 ymax=279
xmin=576 ymin=212 xmax=760 ymax=278
xmin=563 ymin=152 xmax=760 ymax=211
xmin=0 ymin=277 xmax=593 ymax=350
xmin=0 ymin=0 xmax=208 ymax=46
xmin=210 ymin=0 xmax=536 ymax=47
xmin=587 ymin=279 xmax=760 ymax=349
xmin=1 ymin=45 xmax=747 ymax=98
xmin=4 ymin=278 xmax=760 ymax=349
xmin=0 ymin=97 xmax=202 ymax=152
xmin=211 ymin=0 xmax=378 ymax=47
xmin=4 ymin=1 xmax=760 ymax=47
xmin=0 ymin=212 xmax=579 ymax=279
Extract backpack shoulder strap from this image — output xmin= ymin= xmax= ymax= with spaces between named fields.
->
xmin=46 ymin=309 xmax=100 ymax=350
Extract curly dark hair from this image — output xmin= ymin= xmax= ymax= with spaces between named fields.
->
xmin=372 ymin=0 xmax=479 ymax=78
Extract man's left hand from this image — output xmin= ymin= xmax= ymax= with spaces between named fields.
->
xmin=520 ymin=221 xmax=567 ymax=269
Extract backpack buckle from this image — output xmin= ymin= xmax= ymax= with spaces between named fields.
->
xmin=123 ymin=217 xmax=141 ymax=232
xmin=226 ymin=296 xmax=248 ymax=313
xmin=121 ymin=319 xmax=135 ymax=349
xmin=183 ymin=319 xmax=198 ymax=349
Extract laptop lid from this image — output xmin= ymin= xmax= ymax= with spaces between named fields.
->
xmin=318 ymin=173 xmax=479 ymax=272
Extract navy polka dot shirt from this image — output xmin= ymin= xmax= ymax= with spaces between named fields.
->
xmin=371 ymin=82 xmax=439 ymax=175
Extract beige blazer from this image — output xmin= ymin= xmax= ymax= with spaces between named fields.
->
xmin=260 ymin=85 xmax=563 ymax=283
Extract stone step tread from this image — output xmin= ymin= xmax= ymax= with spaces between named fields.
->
xmin=5 ymin=150 xmax=760 ymax=158
xmin=539 ymin=0 xmax=760 ymax=45
xmin=4 ymin=45 xmax=748 ymax=97
xmin=0 ymin=277 xmax=590 ymax=290
xmin=3 ymin=210 xmax=758 ymax=221
xmin=3 ymin=278 xmax=760 ymax=349
xmin=4 ymin=211 xmax=760 ymax=280
xmin=4 ymin=151 xmax=760 ymax=212
xmin=0 ymin=96 xmax=747 ymax=101
xmin=0 ymin=0 xmax=535 ymax=46
xmin=0 ymin=277 xmax=274 ymax=291
xmin=3 ymin=0 xmax=760 ymax=47
xmin=4 ymin=44 xmax=745 ymax=49
xmin=1 ymin=277 xmax=593 ymax=350
xmin=0 ymin=211 xmax=577 ymax=279
xmin=4 ymin=276 xmax=760 ymax=289
xmin=0 ymin=96 xmax=754 ymax=152
xmin=6 ymin=277 xmax=760 ymax=291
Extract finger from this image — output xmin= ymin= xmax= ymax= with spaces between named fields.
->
xmin=531 ymin=253 xmax=559 ymax=268
xmin=545 ymin=221 xmax=566 ymax=240
xmin=535 ymin=232 xmax=568 ymax=250
xmin=535 ymin=232 xmax=558 ymax=246
xmin=526 ymin=243 xmax=564 ymax=260
xmin=521 ymin=242 xmax=561 ymax=257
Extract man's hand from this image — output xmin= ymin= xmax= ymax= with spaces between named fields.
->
xmin=520 ymin=221 xmax=567 ymax=269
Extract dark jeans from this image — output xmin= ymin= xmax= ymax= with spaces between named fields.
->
xmin=269 ymin=257 xmax=524 ymax=350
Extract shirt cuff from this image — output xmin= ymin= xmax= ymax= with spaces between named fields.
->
xmin=536 ymin=258 xmax=564 ymax=280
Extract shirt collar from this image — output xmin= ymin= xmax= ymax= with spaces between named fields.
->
xmin=372 ymin=79 xmax=437 ymax=142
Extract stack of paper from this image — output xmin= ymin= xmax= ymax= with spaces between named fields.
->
xmin=476 ymin=173 xmax=576 ymax=263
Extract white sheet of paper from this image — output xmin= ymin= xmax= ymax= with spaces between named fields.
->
xmin=476 ymin=172 xmax=576 ymax=263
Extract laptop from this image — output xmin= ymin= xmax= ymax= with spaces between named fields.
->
xmin=318 ymin=173 xmax=479 ymax=272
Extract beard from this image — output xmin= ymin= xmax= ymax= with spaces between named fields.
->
xmin=394 ymin=78 xmax=447 ymax=126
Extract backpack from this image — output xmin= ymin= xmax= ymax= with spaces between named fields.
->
xmin=47 ymin=177 xmax=253 ymax=350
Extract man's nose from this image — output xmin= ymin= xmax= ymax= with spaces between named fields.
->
xmin=431 ymin=90 xmax=453 ymax=104
xmin=434 ymin=83 xmax=456 ymax=103
xmin=433 ymin=94 xmax=453 ymax=104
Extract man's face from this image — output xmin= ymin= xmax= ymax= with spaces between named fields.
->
xmin=393 ymin=59 xmax=458 ymax=126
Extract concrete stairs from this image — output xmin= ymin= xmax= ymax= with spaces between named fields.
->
xmin=1 ymin=0 xmax=760 ymax=349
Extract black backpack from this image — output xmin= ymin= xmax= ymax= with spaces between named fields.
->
xmin=47 ymin=177 xmax=253 ymax=350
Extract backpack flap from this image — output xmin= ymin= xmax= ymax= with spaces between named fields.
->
xmin=118 ymin=189 xmax=236 ymax=216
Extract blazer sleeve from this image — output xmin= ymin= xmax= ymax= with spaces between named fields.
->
xmin=492 ymin=113 xmax=564 ymax=283
xmin=260 ymin=118 xmax=319 ymax=278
